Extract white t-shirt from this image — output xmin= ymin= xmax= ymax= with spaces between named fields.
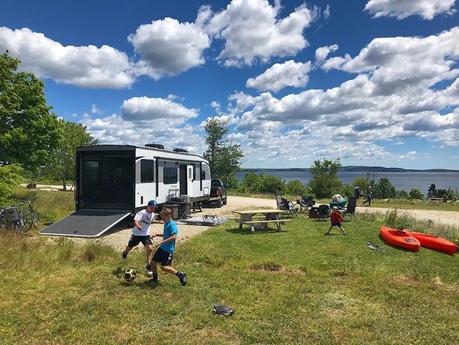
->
xmin=131 ymin=209 xmax=154 ymax=236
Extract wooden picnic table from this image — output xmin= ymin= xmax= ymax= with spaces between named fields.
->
xmin=233 ymin=209 xmax=290 ymax=232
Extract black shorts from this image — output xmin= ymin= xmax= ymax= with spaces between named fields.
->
xmin=152 ymin=247 xmax=173 ymax=266
xmin=127 ymin=235 xmax=152 ymax=248
xmin=331 ymin=221 xmax=342 ymax=227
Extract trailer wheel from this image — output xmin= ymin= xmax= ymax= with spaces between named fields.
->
xmin=223 ymin=197 xmax=227 ymax=205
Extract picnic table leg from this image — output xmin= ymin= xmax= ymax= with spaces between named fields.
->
xmin=267 ymin=213 xmax=282 ymax=231
xmin=238 ymin=215 xmax=243 ymax=230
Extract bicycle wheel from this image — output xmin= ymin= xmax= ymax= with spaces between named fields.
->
xmin=29 ymin=205 xmax=39 ymax=225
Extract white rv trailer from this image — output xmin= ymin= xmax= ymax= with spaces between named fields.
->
xmin=41 ymin=144 xmax=211 ymax=238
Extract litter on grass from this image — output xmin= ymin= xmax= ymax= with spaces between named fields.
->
xmin=367 ymin=241 xmax=385 ymax=254
xmin=179 ymin=215 xmax=227 ymax=226
xmin=213 ymin=304 xmax=234 ymax=316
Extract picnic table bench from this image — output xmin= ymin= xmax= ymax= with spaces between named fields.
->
xmin=233 ymin=209 xmax=290 ymax=232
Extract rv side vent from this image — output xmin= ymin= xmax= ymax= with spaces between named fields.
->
xmin=173 ymin=148 xmax=188 ymax=153
xmin=145 ymin=143 xmax=164 ymax=149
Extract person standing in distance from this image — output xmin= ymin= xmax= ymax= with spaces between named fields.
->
xmin=122 ymin=200 xmax=160 ymax=276
xmin=150 ymin=208 xmax=187 ymax=286
xmin=362 ymin=185 xmax=373 ymax=207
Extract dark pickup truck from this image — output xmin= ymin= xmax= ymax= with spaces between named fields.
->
xmin=209 ymin=179 xmax=227 ymax=207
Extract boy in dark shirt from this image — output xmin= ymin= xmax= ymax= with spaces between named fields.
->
xmin=325 ymin=207 xmax=346 ymax=235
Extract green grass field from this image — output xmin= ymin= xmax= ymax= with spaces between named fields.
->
xmin=1 ymin=211 xmax=458 ymax=344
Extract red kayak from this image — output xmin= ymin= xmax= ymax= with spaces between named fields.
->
xmin=406 ymin=231 xmax=457 ymax=255
xmin=379 ymin=226 xmax=420 ymax=252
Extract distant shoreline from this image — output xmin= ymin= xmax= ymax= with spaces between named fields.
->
xmin=242 ymin=166 xmax=459 ymax=173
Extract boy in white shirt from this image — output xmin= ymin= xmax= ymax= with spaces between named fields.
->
xmin=122 ymin=200 xmax=159 ymax=276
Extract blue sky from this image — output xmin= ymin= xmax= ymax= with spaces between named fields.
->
xmin=1 ymin=0 xmax=459 ymax=169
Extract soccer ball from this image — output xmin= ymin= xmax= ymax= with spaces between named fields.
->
xmin=124 ymin=268 xmax=136 ymax=282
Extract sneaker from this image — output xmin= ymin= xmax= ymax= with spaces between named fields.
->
xmin=177 ymin=272 xmax=187 ymax=286
xmin=149 ymin=277 xmax=160 ymax=283
xmin=122 ymin=251 xmax=128 ymax=259
xmin=145 ymin=264 xmax=153 ymax=277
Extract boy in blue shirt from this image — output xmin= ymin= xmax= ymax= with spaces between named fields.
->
xmin=150 ymin=208 xmax=187 ymax=285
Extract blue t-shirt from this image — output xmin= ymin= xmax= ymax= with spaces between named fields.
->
xmin=161 ymin=220 xmax=178 ymax=253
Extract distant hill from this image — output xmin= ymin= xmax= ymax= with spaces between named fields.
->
xmin=243 ymin=166 xmax=459 ymax=173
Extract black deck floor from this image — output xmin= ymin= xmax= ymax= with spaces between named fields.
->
xmin=40 ymin=209 xmax=131 ymax=238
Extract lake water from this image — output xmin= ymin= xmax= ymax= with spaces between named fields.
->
xmin=236 ymin=171 xmax=459 ymax=193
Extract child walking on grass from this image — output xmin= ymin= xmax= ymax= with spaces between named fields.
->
xmin=325 ymin=206 xmax=346 ymax=235
xmin=150 ymin=208 xmax=187 ymax=286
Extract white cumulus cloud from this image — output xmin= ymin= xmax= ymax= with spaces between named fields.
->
xmin=129 ymin=17 xmax=210 ymax=79
xmin=120 ymin=96 xmax=198 ymax=124
xmin=206 ymin=0 xmax=314 ymax=66
xmin=246 ymin=60 xmax=312 ymax=92
xmin=365 ymin=0 xmax=456 ymax=20
xmin=0 ymin=27 xmax=134 ymax=88
xmin=315 ymin=44 xmax=339 ymax=66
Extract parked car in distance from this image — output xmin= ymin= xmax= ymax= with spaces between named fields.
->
xmin=209 ymin=179 xmax=227 ymax=207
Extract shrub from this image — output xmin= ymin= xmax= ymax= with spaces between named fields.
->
xmin=259 ymin=175 xmax=285 ymax=194
xmin=409 ymin=188 xmax=424 ymax=200
xmin=437 ymin=188 xmax=457 ymax=201
xmin=396 ymin=190 xmax=409 ymax=199
xmin=339 ymin=184 xmax=354 ymax=197
xmin=285 ymin=180 xmax=308 ymax=196
xmin=384 ymin=209 xmax=415 ymax=230
xmin=0 ymin=164 xmax=24 ymax=206
xmin=238 ymin=172 xmax=262 ymax=193
xmin=238 ymin=172 xmax=285 ymax=194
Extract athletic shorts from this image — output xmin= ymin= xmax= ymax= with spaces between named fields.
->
xmin=152 ymin=247 xmax=174 ymax=266
xmin=331 ymin=221 xmax=342 ymax=227
xmin=127 ymin=235 xmax=152 ymax=248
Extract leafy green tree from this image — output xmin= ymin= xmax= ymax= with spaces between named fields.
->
xmin=259 ymin=174 xmax=285 ymax=194
xmin=203 ymin=119 xmax=243 ymax=188
xmin=238 ymin=172 xmax=262 ymax=193
xmin=308 ymin=159 xmax=342 ymax=198
xmin=374 ymin=177 xmax=396 ymax=199
xmin=285 ymin=179 xmax=308 ymax=196
xmin=0 ymin=164 xmax=23 ymax=206
xmin=45 ymin=119 xmax=98 ymax=190
xmin=0 ymin=52 xmax=60 ymax=172
xmin=409 ymin=188 xmax=424 ymax=200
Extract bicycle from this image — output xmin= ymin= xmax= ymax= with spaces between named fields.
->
xmin=16 ymin=198 xmax=39 ymax=229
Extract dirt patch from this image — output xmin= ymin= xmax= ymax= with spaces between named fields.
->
xmin=392 ymin=274 xmax=420 ymax=286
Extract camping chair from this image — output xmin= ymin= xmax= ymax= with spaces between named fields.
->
xmin=275 ymin=193 xmax=298 ymax=217
xmin=342 ymin=196 xmax=356 ymax=219
xmin=317 ymin=204 xmax=330 ymax=220
xmin=296 ymin=195 xmax=315 ymax=212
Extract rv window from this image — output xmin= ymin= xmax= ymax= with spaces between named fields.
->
xmin=141 ymin=160 xmax=154 ymax=183
xmin=163 ymin=167 xmax=178 ymax=184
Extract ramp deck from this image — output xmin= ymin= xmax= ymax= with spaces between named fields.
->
xmin=40 ymin=209 xmax=131 ymax=238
